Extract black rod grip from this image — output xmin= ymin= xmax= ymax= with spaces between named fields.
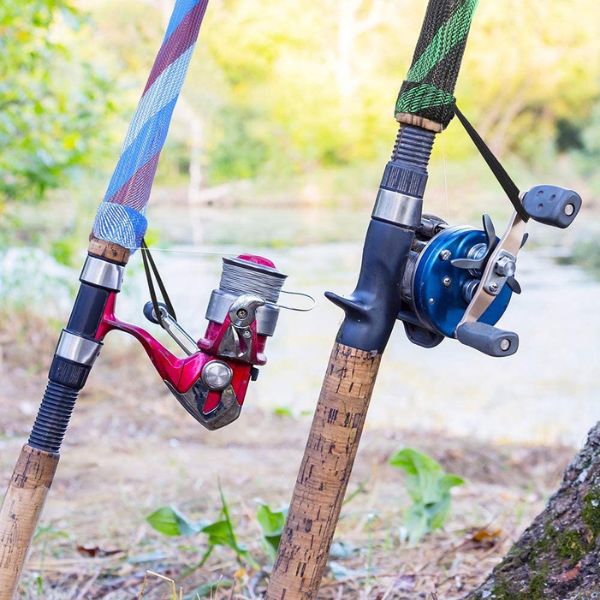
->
xmin=28 ymin=280 xmax=108 ymax=454
xmin=29 ymin=381 xmax=79 ymax=453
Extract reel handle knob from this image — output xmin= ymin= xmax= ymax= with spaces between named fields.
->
xmin=143 ymin=300 xmax=171 ymax=324
xmin=456 ymin=322 xmax=519 ymax=358
xmin=522 ymin=185 xmax=582 ymax=229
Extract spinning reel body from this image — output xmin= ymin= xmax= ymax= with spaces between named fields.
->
xmin=95 ymin=255 xmax=286 ymax=430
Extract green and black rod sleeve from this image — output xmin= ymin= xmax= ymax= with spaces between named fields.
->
xmin=266 ymin=1 xmax=479 ymax=598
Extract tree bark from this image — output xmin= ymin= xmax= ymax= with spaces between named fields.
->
xmin=465 ymin=423 xmax=600 ymax=600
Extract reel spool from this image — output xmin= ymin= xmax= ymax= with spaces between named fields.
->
xmin=166 ymin=254 xmax=287 ymax=429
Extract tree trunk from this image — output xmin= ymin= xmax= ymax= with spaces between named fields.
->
xmin=465 ymin=423 xmax=600 ymax=600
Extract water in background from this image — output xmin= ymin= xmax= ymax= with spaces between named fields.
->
xmin=7 ymin=203 xmax=598 ymax=446
xmin=117 ymin=202 xmax=598 ymax=447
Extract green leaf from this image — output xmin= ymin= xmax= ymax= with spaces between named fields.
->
xmin=256 ymin=503 xmax=286 ymax=537
xmin=427 ymin=496 xmax=452 ymax=532
xmin=438 ymin=473 xmax=465 ymax=494
xmin=389 ymin=448 xmax=444 ymax=504
xmin=201 ymin=519 xmax=242 ymax=551
xmin=256 ymin=503 xmax=287 ymax=559
xmin=199 ymin=483 xmax=257 ymax=568
xmin=272 ymin=406 xmax=294 ymax=417
xmin=390 ymin=448 xmax=465 ymax=543
xmin=146 ymin=506 xmax=202 ymax=537
xmin=214 ymin=485 xmax=247 ymax=556
xmin=404 ymin=504 xmax=429 ymax=544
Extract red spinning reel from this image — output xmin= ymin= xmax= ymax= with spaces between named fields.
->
xmin=94 ymin=255 xmax=286 ymax=430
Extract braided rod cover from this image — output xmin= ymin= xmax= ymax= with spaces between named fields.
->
xmin=395 ymin=0 xmax=479 ymax=129
xmin=92 ymin=0 xmax=208 ymax=251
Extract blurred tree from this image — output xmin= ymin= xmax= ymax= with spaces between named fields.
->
xmin=5 ymin=0 xmax=600 ymax=213
xmin=0 ymin=0 xmax=113 ymax=212
xmin=455 ymin=0 xmax=600 ymax=160
xmin=193 ymin=0 xmax=600 ymax=177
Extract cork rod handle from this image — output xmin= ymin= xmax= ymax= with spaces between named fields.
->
xmin=267 ymin=343 xmax=381 ymax=599
xmin=0 ymin=445 xmax=59 ymax=600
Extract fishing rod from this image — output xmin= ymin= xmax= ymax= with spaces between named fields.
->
xmin=267 ymin=0 xmax=581 ymax=597
xmin=0 ymin=2 xmax=290 ymax=597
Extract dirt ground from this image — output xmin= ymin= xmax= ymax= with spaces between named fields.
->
xmin=0 ymin=315 xmax=575 ymax=599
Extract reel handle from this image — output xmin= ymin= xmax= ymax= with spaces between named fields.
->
xmin=522 ymin=185 xmax=582 ymax=229
xmin=456 ymin=321 xmax=519 ymax=358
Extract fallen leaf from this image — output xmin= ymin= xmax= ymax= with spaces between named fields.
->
xmin=76 ymin=544 xmax=123 ymax=558
xmin=471 ymin=527 xmax=502 ymax=545
xmin=557 ymin=566 xmax=580 ymax=583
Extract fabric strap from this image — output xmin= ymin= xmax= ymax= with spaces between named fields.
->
xmin=455 ymin=105 xmax=530 ymax=222
xmin=141 ymin=239 xmax=177 ymax=327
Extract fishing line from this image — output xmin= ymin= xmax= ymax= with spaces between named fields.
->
xmin=220 ymin=259 xmax=286 ymax=304
xmin=137 ymin=246 xmax=315 ymax=312
xmin=440 ymin=128 xmax=450 ymax=219
xmin=135 ymin=245 xmax=238 ymax=256
xmin=141 ymin=238 xmax=177 ymax=324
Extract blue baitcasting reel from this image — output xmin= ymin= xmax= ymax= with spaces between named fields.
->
xmin=399 ymin=213 xmax=516 ymax=351
xmin=398 ymin=182 xmax=582 ymax=358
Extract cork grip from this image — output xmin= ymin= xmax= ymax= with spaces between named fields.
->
xmin=88 ymin=236 xmax=130 ymax=265
xmin=0 ymin=445 xmax=59 ymax=600
xmin=267 ymin=343 xmax=381 ymax=600
xmin=395 ymin=112 xmax=444 ymax=133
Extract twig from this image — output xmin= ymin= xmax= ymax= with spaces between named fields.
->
xmin=75 ymin=570 xmax=100 ymax=600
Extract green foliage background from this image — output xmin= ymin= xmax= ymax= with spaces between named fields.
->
xmin=0 ymin=1 xmax=114 ymax=210
xmin=1 ymin=0 xmax=599 ymax=236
